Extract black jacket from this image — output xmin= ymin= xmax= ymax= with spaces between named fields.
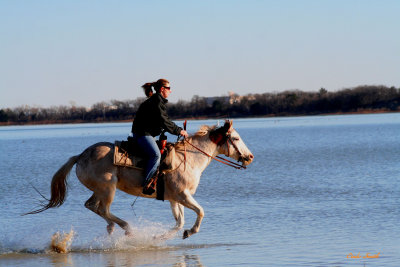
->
xmin=131 ymin=93 xmax=182 ymax=137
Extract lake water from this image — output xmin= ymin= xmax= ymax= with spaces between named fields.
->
xmin=0 ymin=114 xmax=399 ymax=267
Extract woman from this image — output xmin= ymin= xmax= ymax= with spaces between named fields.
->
xmin=131 ymin=78 xmax=188 ymax=194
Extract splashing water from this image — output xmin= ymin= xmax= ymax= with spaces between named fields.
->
xmin=0 ymin=220 xmax=177 ymax=255
xmin=49 ymin=229 xmax=75 ymax=253
xmin=75 ymin=220 xmax=176 ymax=252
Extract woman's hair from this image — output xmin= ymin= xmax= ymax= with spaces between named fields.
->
xmin=142 ymin=78 xmax=169 ymax=97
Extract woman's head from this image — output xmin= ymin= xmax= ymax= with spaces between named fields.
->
xmin=142 ymin=79 xmax=171 ymax=98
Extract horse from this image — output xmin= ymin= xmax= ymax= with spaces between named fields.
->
xmin=26 ymin=120 xmax=254 ymax=239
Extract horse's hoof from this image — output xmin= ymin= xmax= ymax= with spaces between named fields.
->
xmin=107 ymin=224 xmax=115 ymax=235
xmin=183 ymin=230 xmax=190 ymax=239
xmin=125 ymin=230 xmax=133 ymax=237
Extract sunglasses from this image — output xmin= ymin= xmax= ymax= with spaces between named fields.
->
xmin=163 ymin=86 xmax=171 ymax=90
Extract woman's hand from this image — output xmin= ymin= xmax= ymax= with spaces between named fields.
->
xmin=180 ymin=130 xmax=189 ymax=138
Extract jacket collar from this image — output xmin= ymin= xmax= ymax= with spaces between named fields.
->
xmin=155 ymin=92 xmax=168 ymax=103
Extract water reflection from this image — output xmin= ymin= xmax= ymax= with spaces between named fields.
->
xmin=47 ymin=250 xmax=204 ymax=267
xmin=49 ymin=253 xmax=71 ymax=267
xmin=174 ymin=254 xmax=204 ymax=267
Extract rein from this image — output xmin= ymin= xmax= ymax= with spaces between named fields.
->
xmin=183 ymin=138 xmax=246 ymax=170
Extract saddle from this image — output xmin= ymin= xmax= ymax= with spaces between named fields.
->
xmin=113 ymin=137 xmax=146 ymax=170
xmin=113 ymin=134 xmax=178 ymax=200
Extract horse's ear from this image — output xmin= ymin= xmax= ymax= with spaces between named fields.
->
xmin=210 ymin=120 xmax=232 ymax=145
xmin=223 ymin=120 xmax=233 ymax=134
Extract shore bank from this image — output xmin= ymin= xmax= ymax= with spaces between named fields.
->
xmin=1 ymin=109 xmax=398 ymax=127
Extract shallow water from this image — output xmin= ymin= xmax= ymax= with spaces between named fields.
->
xmin=0 ymin=114 xmax=399 ymax=266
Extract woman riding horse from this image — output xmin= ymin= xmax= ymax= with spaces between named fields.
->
xmin=131 ymin=79 xmax=188 ymax=194
xmin=26 ymin=120 xmax=254 ymax=239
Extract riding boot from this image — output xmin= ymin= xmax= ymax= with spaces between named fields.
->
xmin=142 ymin=170 xmax=159 ymax=195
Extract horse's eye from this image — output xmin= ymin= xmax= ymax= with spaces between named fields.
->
xmin=231 ymin=137 xmax=239 ymax=141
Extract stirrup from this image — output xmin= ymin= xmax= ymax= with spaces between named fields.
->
xmin=142 ymin=177 xmax=157 ymax=195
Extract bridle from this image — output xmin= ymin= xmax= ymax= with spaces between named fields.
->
xmin=182 ymin=131 xmax=246 ymax=170
xmin=226 ymin=133 xmax=245 ymax=160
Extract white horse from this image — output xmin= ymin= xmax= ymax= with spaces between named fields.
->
xmin=27 ymin=120 xmax=254 ymax=239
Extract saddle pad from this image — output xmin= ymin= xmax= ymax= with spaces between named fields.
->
xmin=113 ymin=141 xmax=144 ymax=170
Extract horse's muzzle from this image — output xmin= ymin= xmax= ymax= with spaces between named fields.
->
xmin=239 ymin=153 xmax=254 ymax=167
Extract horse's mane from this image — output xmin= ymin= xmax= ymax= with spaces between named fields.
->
xmin=193 ymin=125 xmax=217 ymax=137
xmin=174 ymin=125 xmax=217 ymax=150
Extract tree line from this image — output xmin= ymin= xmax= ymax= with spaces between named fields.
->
xmin=1 ymin=85 xmax=399 ymax=125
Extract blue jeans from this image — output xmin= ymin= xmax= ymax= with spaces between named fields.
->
xmin=132 ymin=134 xmax=161 ymax=185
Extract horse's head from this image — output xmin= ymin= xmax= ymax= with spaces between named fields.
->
xmin=209 ymin=120 xmax=254 ymax=167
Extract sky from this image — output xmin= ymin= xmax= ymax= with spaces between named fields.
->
xmin=1 ymin=0 xmax=399 ymax=108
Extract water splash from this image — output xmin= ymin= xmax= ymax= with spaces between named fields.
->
xmin=0 ymin=220 xmax=177 ymax=255
xmin=49 ymin=229 xmax=75 ymax=253
xmin=75 ymin=220 xmax=176 ymax=252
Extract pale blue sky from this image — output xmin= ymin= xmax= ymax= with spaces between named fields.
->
xmin=1 ymin=0 xmax=399 ymax=108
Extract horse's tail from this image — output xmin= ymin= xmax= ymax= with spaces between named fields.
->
xmin=24 ymin=155 xmax=79 ymax=215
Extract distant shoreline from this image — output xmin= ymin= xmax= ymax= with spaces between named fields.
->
xmin=2 ymin=85 xmax=399 ymax=127
xmin=1 ymin=109 xmax=397 ymax=127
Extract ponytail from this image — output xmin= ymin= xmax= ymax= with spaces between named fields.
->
xmin=142 ymin=82 xmax=155 ymax=98
xmin=141 ymin=79 xmax=169 ymax=98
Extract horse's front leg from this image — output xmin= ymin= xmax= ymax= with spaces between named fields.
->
xmin=179 ymin=190 xmax=204 ymax=239
xmin=153 ymin=201 xmax=185 ymax=241
xmin=170 ymin=200 xmax=185 ymax=230
xmin=154 ymin=201 xmax=185 ymax=240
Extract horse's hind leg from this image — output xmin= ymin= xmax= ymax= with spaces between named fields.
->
xmin=96 ymin=186 xmax=132 ymax=236
xmin=84 ymin=193 xmax=115 ymax=234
